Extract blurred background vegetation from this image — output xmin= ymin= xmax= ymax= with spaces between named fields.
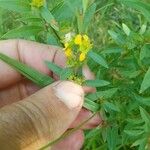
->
xmin=0 ymin=0 xmax=150 ymax=149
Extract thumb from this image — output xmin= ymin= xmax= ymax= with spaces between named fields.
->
xmin=0 ymin=81 xmax=84 ymax=150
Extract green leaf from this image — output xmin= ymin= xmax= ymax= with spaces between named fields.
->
xmin=103 ymin=101 xmax=120 ymax=112
xmin=18 ymin=17 xmax=43 ymax=24
xmin=83 ymin=3 xmax=96 ymax=32
xmin=84 ymin=79 xmax=110 ymax=87
xmin=106 ymin=127 xmax=118 ymax=150
xmin=60 ymin=68 xmax=73 ymax=80
xmin=140 ymin=44 xmax=150 ymax=60
xmin=122 ymin=23 xmax=131 ymax=36
xmin=82 ymin=0 xmax=89 ymax=13
xmin=88 ymin=51 xmax=108 ymax=68
xmin=87 ymin=88 xmax=118 ymax=101
xmin=47 ymin=33 xmax=59 ymax=46
xmin=121 ymin=70 xmax=141 ymax=79
xmin=134 ymin=94 xmax=150 ymax=107
xmin=45 ymin=61 xmax=63 ymax=76
xmin=83 ymin=98 xmax=100 ymax=112
xmin=140 ymin=67 xmax=150 ymax=93
xmin=1 ymin=26 xmax=43 ymax=39
xmin=108 ymin=30 xmax=125 ymax=45
xmin=131 ymin=138 xmax=146 ymax=147
xmin=85 ymin=128 xmax=101 ymax=139
xmin=41 ymin=7 xmax=59 ymax=31
xmin=0 ymin=53 xmax=53 ymax=87
xmin=139 ymin=106 xmax=150 ymax=125
xmin=140 ymin=24 xmax=147 ymax=35
xmin=138 ymin=139 xmax=147 ymax=150
xmin=101 ymin=47 xmax=123 ymax=54
xmin=118 ymin=0 xmax=150 ymax=21
xmin=0 ymin=0 xmax=30 ymax=13
xmin=124 ymin=129 xmax=144 ymax=137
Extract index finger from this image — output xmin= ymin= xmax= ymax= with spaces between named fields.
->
xmin=0 ymin=39 xmax=65 ymax=89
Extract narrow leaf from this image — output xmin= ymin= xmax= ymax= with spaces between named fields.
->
xmin=41 ymin=7 xmax=59 ymax=31
xmin=103 ymin=101 xmax=120 ymax=112
xmin=131 ymin=138 xmax=146 ymax=147
xmin=118 ymin=0 xmax=150 ymax=21
xmin=83 ymin=3 xmax=96 ymax=32
xmin=122 ymin=23 xmax=131 ymax=36
xmin=140 ymin=24 xmax=147 ymax=35
xmin=106 ymin=127 xmax=118 ymax=150
xmin=0 ymin=0 xmax=30 ymax=13
xmin=83 ymin=98 xmax=100 ymax=112
xmin=101 ymin=47 xmax=122 ymax=54
xmin=88 ymin=51 xmax=108 ymax=68
xmin=140 ymin=44 xmax=150 ymax=60
xmin=139 ymin=106 xmax=150 ymax=125
xmin=0 ymin=53 xmax=53 ymax=87
xmin=45 ymin=61 xmax=63 ymax=76
xmin=140 ymin=67 xmax=150 ymax=93
xmin=134 ymin=94 xmax=150 ymax=107
xmin=87 ymin=88 xmax=118 ymax=101
xmin=108 ymin=30 xmax=125 ymax=45
xmin=124 ymin=129 xmax=144 ymax=137
xmin=60 ymin=68 xmax=73 ymax=80
xmin=1 ymin=26 xmax=43 ymax=39
xmin=84 ymin=79 xmax=110 ymax=87
xmin=82 ymin=0 xmax=89 ymax=13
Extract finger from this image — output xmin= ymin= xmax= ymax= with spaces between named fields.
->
xmin=82 ymin=64 xmax=96 ymax=93
xmin=70 ymin=108 xmax=102 ymax=129
xmin=0 ymin=81 xmax=102 ymax=129
xmin=0 ymin=39 xmax=65 ymax=89
xmin=51 ymin=130 xmax=84 ymax=150
xmin=0 ymin=81 xmax=84 ymax=150
xmin=0 ymin=80 xmax=40 ymax=108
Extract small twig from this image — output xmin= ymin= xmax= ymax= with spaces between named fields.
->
xmin=39 ymin=113 xmax=97 ymax=150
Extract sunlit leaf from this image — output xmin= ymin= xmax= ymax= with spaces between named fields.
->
xmin=122 ymin=23 xmax=131 ymax=36
xmin=140 ymin=67 xmax=150 ymax=93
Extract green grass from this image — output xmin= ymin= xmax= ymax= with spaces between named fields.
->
xmin=0 ymin=0 xmax=150 ymax=149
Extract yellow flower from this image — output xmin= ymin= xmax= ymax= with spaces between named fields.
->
xmin=83 ymin=35 xmax=89 ymax=42
xmin=79 ymin=53 xmax=86 ymax=61
xmin=64 ymin=42 xmax=69 ymax=48
xmin=74 ymin=34 xmax=82 ymax=45
xmin=65 ymin=48 xmax=72 ymax=57
xmin=31 ymin=0 xmax=45 ymax=8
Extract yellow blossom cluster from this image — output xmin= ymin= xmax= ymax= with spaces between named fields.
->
xmin=68 ymin=75 xmax=85 ymax=85
xmin=64 ymin=34 xmax=92 ymax=66
xmin=31 ymin=0 xmax=45 ymax=8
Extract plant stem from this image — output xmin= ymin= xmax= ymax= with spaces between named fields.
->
xmin=39 ymin=113 xmax=97 ymax=150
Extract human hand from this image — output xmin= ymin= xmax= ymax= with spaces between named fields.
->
xmin=0 ymin=40 xmax=101 ymax=150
